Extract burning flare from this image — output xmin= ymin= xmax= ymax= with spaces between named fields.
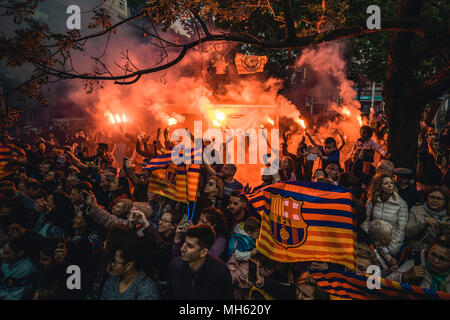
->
xmin=342 ymin=107 xmax=351 ymax=117
xmin=268 ymin=117 xmax=274 ymax=126
xmin=108 ymin=113 xmax=115 ymax=124
xmin=213 ymin=119 xmax=221 ymax=127
xmin=357 ymin=115 xmax=362 ymax=127
xmin=168 ymin=117 xmax=177 ymax=126
xmin=295 ymin=118 xmax=306 ymax=129
xmin=215 ymin=111 xmax=226 ymax=122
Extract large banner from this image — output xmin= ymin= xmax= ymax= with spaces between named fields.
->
xmin=246 ymin=181 xmax=356 ymax=270
xmin=144 ymin=147 xmax=201 ymax=204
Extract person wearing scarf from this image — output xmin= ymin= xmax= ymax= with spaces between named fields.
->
xmin=406 ymin=186 xmax=450 ymax=254
xmin=425 ymin=259 xmax=449 ymax=292
xmin=388 ymin=240 xmax=450 ymax=293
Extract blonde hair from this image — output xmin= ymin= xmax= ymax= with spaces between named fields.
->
xmin=369 ymin=219 xmax=393 ymax=246
xmin=367 ymin=173 xmax=398 ymax=207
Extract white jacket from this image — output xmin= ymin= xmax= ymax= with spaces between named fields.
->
xmin=362 ymin=192 xmax=408 ymax=256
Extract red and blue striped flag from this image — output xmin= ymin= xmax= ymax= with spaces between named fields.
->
xmin=309 ymin=269 xmax=450 ymax=300
xmin=246 ymin=181 xmax=356 ymax=269
xmin=145 ymin=146 xmax=202 ymax=203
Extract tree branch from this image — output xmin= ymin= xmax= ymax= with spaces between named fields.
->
xmin=406 ymin=62 xmax=450 ymax=107
xmin=13 ymin=17 xmax=448 ymax=83
xmin=190 ymin=10 xmax=211 ymax=36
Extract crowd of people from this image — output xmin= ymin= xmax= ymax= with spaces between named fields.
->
xmin=0 ymin=113 xmax=449 ymax=300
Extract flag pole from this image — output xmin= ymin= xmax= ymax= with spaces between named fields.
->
xmin=184 ymin=150 xmax=191 ymax=221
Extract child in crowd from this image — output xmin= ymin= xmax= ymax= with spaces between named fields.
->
xmin=226 ymin=217 xmax=261 ymax=261
xmin=305 ymin=129 xmax=345 ymax=170
xmin=369 ymin=219 xmax=399 ymax=276
xmin=348 ymin=126 xmax=388 ymax=167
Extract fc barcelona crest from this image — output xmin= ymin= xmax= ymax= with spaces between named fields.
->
xmin=269 ymin=195 xmax=308 ymax=248
xmin=165 ymin=162 xmax=178 ymax=188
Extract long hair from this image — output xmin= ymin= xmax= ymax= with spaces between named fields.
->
xmin=280 ymin=156 xmax=295 ymax=180
xmin=112 ymin=177 xmax=131 ymax=199
xmin=367 ymin=173 xmax=397 ymax=207
xmin=206 ymin=175 xmax=224 ymax=199
xmin=200 ymin=207 xmax=228 ymax=238
xmin=47 ymin=191 xmax=76 ymax=232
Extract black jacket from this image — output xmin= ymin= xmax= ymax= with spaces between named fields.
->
xmin=167 ymin=254 xmax=234 ymax=300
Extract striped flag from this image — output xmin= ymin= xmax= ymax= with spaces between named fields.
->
xmin=246 ymin=181 xmax=356 ymax=269
xmin=145 ymin=146 xmax=202 ymax=204
xmin=309 ymin=269 xmax=450 ymax=300
xmin=0 ymin=142 xmax=26 ymax=180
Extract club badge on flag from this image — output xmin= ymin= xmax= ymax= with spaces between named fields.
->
xmin=235 ymin=53 xmax=268 ymax=74
xmin=246 ymin=180 xmax=356 ymax=269
xmin=269 ymin=195 xmax=308 ymax=248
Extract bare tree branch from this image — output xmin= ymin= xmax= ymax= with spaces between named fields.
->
xmin=10 ymin=17 xmax=449 ymax=83
xmin=406 ymin=62 xmax=450 ymax=107
xmin=281 ymin=0 xmax=296 ymax=41
xmin=190 ymin=10 xmax=211 ymax=36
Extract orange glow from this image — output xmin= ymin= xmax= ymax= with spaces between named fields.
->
xmin=268 ymin=117 xmax=274 ymax=126
xmin=342 ymin=107 xmax=351 ymax=116
xmin=215 ymin=111 xmax=225 ymax=122
xmin=213 ymin=119 xmax=221 ymax=127
xmin=168 ymin=117 xmax=177 ymax=126
xmin=108 ymin=113 xmax=115 ymax=124
xmin=357 ymin=115 xmax=362 ymax=126
xmin=295 ymin=118 xmax=306 ymax=129
xmin=115 ymin=114 xmax=121 ymax=123
xmin=122 ymin=114 xmax=127 ymax=123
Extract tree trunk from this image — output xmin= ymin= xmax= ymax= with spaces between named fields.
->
xmin=424 ymin=98 xmax=444 ymax=126
xmin=386 ymin=98 xmax=421 ymax=170
xmin=384 ymin=0 xmax=425 ymax=171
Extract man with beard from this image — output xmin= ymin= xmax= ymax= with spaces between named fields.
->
xmin=225 ymin=190 xmax=252 ymax=230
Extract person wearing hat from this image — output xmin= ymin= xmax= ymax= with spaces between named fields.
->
xmin=394 ymin=168 xmax=420 ymax=210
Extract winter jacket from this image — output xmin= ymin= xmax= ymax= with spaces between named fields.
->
xmin=101 ymin=270 xmax=160 ymax=300
xmin=362 ymin=192 xmax=408 ymax=256
xmin=405 ymin=204 xmax=450 ymax=253
xmin=167 ymin=254 xmax=234 ymax=300
xmin=396 ymin=183 xmax=420 ymax=210
xmin=85 ymin=204 xmax=132 ymax=230
xmin=226 ymin=222 xmax=256 ymax=261
xmin=387 ymin=249 xmax=450 ymax=292
xmin=33 ymin=212 xmax=65 ymax=239
xmin=0 ymin=256 xmax=38 ymax=300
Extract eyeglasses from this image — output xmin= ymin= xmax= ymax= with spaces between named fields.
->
xmin=207 ymin=181 xmax=216 ymax=186
xmin=428 ymin=195 xmax=445 ymax=201
xmin=159 ymin=217 xmax=172 ymax=224
xmin=429 ymin=251 xmax=449 ymax=263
